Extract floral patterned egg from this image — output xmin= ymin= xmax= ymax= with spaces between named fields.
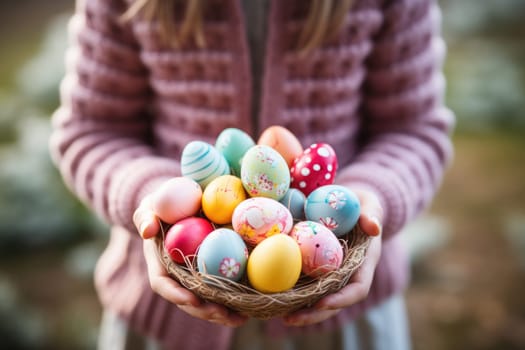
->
xmin=181 ymin=141 xmax=230 ymax=189
xmin=290 ymin=143 xmax=338 ymax=196
xmin=232 ymin=197 xmax=293 ymax=246
xmin=197 ymin=228 xmax=248 ymax=282
xmin=240 ymin=145 xmax=290 ymax=200
xmin=304 ymin=185 xmax=361 ymax=237
xmin=290 ymin=221 xmax=343 ymax=277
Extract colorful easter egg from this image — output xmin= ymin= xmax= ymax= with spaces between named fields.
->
xmin=290 ymin=143 xmax=338 ymax=196
xmin=164 ymin=217 xmax=214 ymax=264
xmin=232 ymin=197 xmax=293 ymax=246
xmin=240 ymin=145 xmax=290 ymax=200
xmin=247 ymin=234 xmax=302 ymax=293
xmin=181 ymin=141 xmax=230 ymax=189
xmin=151 ymin=177 xmax=203 ymax=224
xmin=290 ymin=221 xmax=343 ymax=277
xmin=278 ymin=188 xmax=306 ymax=221
xmin=202 ymin=175 xmax=247 ymax=224
xmin=215 ymin=128 xmax=255 ymax=176
xmin=257 ymin=125 xmax=303 ymax=167
xmin=304 ymin=185 xmax=360 ymax=237
xmin=197 ymin=228 xmax=248 ymax=282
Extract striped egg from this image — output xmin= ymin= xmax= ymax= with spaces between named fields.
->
xmin=181 ymin=141 xmax=230 ymax=189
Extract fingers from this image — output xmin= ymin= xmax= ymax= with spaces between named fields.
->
xmin=315 ymin=236 xmax=382 ymax=310
xmin=178 ymin=304 xmax=248 ymax=328
xmin=283 ymin=308 xmax=340 ymax=327
xmin=359 ymin=214 xmax=382 ymax=237
xmin=133 ymin=195 xmax=161 ymax=239
xmin=352 ymin=188 xmax=384 ymax=236
xmin=144 ymin=239 xmax=201 ymax=306
xmin=282 ymin=237 xmax=382 ymax=327
xmin=143 ymin=239 xmax=248 ymax=327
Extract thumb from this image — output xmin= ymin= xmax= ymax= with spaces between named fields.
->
xmin=134 ymin=208 xmax=161 ymax=239
xmin=353 ymin=189 xmax=383 ymax=237
xmin=133 ymin=194 xmax=161 ymax=239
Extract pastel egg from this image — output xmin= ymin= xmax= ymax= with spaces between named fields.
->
xmin=290 ymin=221 xmax=343 ymax=277
xmin=304 ymin=185 xmax=360 ymax=237
xmin=257 ymin=125 xmax=303 ymax=167
xmin=181 ymin=141 xmax=230 ymax=189
xmin=215 ymin=128 xmax=255 ymax=176
xmin=247 ymin=234 xmax=302 ymax=293
xmin=240 ymin=145 xmax=290 ymax=200
xmin=202 ymin=175 xmax=247 ymax=224
xmin=164 ymin=217 xmax=214 ymax=264
xmin=232 ymin=197 xmax=293 ymax=246
xmin=278 ymin=188 xmax=306 ymax=221
xmin=197 ymin=228 xmax=248 ymax=282
xmin=152 ymin=177 xmax=203 ymax=224
xmin=290 ymin=143 xmax=338 ymax=196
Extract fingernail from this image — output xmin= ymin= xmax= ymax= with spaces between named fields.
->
xmin=211 ymin=312 xmax=225 ymax=320
xmin=370 ymin=216 xmax=382 ymax=236
xmin=139 ymin=221 xmax=150 ymax=237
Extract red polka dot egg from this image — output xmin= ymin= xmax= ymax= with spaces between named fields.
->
xmin=290 ymin=143 xmax=338 ymax=196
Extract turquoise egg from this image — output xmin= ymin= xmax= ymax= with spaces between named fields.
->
xmin=181 ymin=141 xmax=230 ymax=189
xmin=197 ymin=228 xmax=248 ymax=282
xmin=279 ymin=188 xmax=306 ymax=221
xmin=215 ymin=128 xmax=255 ymax=177
xmin=304 ymin=185 xmax=360 ymax=237
xmin=240 ymin=145 xmax=290 ymax=200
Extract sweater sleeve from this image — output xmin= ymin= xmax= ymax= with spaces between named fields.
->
xmin=337 ymin=0 xmax=455 ymax=238
xmin=49 ymin=0 xmax=180 ymax=233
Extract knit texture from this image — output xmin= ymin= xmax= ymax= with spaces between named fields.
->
xmin=50 ymin=0 xmax=454 ymax=348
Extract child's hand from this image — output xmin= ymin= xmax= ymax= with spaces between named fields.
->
xmin=142 ymin=236 xmax=249 ymax=327
xmin=134 ymin=189 xmax=249 ymax=327
xmin=133 ymin=193 xmax=162 ymax=239
xmin=282 ymin=188 xmax=384 ymax=326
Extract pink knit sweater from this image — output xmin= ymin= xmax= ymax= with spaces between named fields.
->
xmin=50 ymin=0 xmax=454 ymax=348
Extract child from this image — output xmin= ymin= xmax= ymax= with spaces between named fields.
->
xmin=50 ymin=0 xmax=454 ymax=349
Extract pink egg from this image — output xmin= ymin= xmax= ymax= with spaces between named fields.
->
xmin=290 ymin=143 xmax=338 ymax=196
xmin=164 ymin=217 xmax=214 ymax=264
xmin=290 ymin=221 xmax=343 ymax=277
xmin=152 ymin=177 xmax=203 ymax=224
xmin=232 ymin=197 xmax=293 ymax=246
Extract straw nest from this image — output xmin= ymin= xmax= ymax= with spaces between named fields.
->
xmin=155 ymin=225 xmax=370 ymax=320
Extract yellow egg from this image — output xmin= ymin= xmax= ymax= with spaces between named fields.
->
xmin=202 ymin=175 xmax=247 ymax=224
xmin=247 ymin=234 xmax=302 ymax=293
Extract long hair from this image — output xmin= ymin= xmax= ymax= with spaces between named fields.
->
xmin=122 ymin=0 xmax=354 ymax=54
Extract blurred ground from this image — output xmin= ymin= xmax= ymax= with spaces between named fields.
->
xmin=0 ymin=1 xmax=524 ymax=350
xmin=407 ymin=131 xmax=525 ymax=350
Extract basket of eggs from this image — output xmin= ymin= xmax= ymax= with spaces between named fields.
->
xmin=153 ymin=126 xmax=371 ymax=320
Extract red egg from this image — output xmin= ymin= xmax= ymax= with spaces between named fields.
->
xmin=164 ymin=217 xmax=214 ymax=264
xmin=290 ymin=143 xmax=338 ymax=196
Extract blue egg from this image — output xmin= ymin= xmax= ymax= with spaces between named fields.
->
xmin=181 ymin=141 xmax=230 ymax=188
xmin=215 ymin=128 xmax=255 ymax=177
xmin=304 ymin=185 xmax=360 ymax=237
xmin=279 ymin=188 xmax=306 ymax=221
xmin=197 ymin=228 xmax=248 ymax=282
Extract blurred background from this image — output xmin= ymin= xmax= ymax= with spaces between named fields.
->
xmin=0 ymin=0 xmax=524 ymax=349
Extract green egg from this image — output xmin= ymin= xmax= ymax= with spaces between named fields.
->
xmin=215 ymin=128 xmax=255 ymax=176
xmin=240 ymin=145 xmax=290 ymax=200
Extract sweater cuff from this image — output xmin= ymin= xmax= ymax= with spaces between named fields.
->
xmin=337 ymin=163 xmax=412 ymax=238
xmin=108 ymin=157 xmax=180 ymax=233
